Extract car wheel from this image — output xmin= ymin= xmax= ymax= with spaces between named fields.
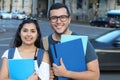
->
xmin=0 ymin=16 xmax=3 ymax=19
xmin=16 ymin=17 xmax=19 ymax=19
xmin=90 ymin=23 xmax=95 ymax=26
xmin=104 ymin=24 xmax=109 ymax=28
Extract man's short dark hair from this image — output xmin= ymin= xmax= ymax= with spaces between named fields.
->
xmin=48 ymin=3 xmax=70 ymax=17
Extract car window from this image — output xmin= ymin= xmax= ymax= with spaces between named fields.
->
xmin=102 ymin=18 xmax=106 ymax=21
xmin=98 ymin=18 xmax=102 ymax=21
xmin=96 ymin=30 xmax=120 ymax=43
xmin=113 ymin=36 xmax=120 ymax=47
xmin=116 ymin=36 xmax=120 ymax=41
xmin=96 ymin=17 xmax=102 ymax=21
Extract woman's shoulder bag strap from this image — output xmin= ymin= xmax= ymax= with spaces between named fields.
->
xmin=8 ymin=48 xmax=15 ymax=59
xmin=8 ymin=48 xmax=44 ymax=67
xmin=37 ymin=49 xmax=44 ymax=67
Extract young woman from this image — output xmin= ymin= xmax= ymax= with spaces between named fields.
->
xmin=0 ymin=18 xmax=50 ymax=80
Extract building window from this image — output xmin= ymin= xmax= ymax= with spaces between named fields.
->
xmin=77 ymin=0 xmax=82 ymax=9
xmin=89 ymin=3 xmax=93 ymax=9
xmin=117 ymin=0 xmax=120 ymax=5
xmin=15 ymin=0 xmax=18 ymax=2
xmin=22 ymin=0 xmax=24 ymax=8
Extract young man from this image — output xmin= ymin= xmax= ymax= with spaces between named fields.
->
xmin=43 ymin=3 xmax=100 ymax=80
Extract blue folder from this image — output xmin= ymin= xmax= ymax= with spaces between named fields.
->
xmin=8 ymin=58 xmax=34 ymax=80
xmin=61 ymin=35 xmax=88 ymax=55
xmin=50 ymin=38 xmax=87 ymax=80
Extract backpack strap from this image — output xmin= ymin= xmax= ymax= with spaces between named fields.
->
xmin=8 ymin=48 xmax=44 ymax=67
xmin=37 ymin=49 xmax=44 ymax=67
xmin=8 ymin=48 xmax=15 ymax=59
xmin=42 ymin=36 xmax=49 ymax=51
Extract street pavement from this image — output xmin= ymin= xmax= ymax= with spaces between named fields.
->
xmin=0 ymin=19 xmax=119 ymax=80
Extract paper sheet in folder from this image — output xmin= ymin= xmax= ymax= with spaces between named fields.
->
xmin=50 ymin=38 xmax=87 ymax=80
xmin=8 ymin=58 xmax=34 ymax=80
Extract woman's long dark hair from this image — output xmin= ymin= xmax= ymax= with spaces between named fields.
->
xmin=12 ymin=18 xmax=42 ymax=48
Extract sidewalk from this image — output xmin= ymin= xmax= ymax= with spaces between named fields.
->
xmin=0 ymin=27 xmax=6 ymax=32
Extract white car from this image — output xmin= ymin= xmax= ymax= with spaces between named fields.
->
xmin=16 ymin=13 xmax=27 ymax=20
xmin=11 ymin=12 xmax=19 ymax=19
xmin=0 ymin=11 xmax=12 ymax=19
xmin=11 ymin=12 xmax=27 ymax=19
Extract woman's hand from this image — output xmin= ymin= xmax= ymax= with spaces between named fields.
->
xmin=27 ymin=71 xmax=39 ymax=80
xmin=50 ymin=68 xmax=54 ymax=80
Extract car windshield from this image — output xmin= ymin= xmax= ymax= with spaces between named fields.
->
xmin=95 ymin=30 xmax=120 ymax=43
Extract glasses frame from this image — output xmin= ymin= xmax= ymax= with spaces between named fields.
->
xmin=49 ymin=15 xmax=70 ymax=23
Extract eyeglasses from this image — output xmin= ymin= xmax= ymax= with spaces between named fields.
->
xmin=49 ymin=15 xmax=69 ymax=23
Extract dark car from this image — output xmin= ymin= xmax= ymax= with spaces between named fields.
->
xmin=90 ymin=29 xmax=120 ymax=71
xmin=89 ymin=17 xmax=120 ymax=28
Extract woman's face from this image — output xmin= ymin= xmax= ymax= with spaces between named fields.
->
xmin=20 ymin=23 xmax=38 ymax=46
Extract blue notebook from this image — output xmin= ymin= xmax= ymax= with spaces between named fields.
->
xmin=8 ymin=58 xmax=34 ymax=80
xmin=50 ymin=38 xmax=87 ymax=80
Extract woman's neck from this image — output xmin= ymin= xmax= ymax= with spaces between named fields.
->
xmin=18 ymin=44 xmax=36 ymax=51
xmin=18 ymin=45 xmax=37 ymax=58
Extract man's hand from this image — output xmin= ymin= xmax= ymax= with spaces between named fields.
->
xmin=52 ymin=58 xmax=67 ymax=77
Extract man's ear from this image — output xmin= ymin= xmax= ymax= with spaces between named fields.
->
xmin=68 ymin=16 xmax=72 ymax=23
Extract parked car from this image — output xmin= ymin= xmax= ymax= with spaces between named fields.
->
xmin=89 ymin=17 xmax=120 ymax=28
xmin=11 ymin=12 xmax=27 ymax=19
xmin=0 ymin=11 xmax=12 ymax=19
xmin=11 ymin=11 xmax=19 ymax=19
xmin=16 ymin=13 xmax=27 ymax=20
xmin=90 ymin=29 xmax=120 ymax=71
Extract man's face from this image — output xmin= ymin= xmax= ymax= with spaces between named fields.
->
xmin=49 ymin=8 xmax=71 ymax=35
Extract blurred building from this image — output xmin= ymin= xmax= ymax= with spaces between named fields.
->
xmin=0 ymin=0 xmax=120 ymax=22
